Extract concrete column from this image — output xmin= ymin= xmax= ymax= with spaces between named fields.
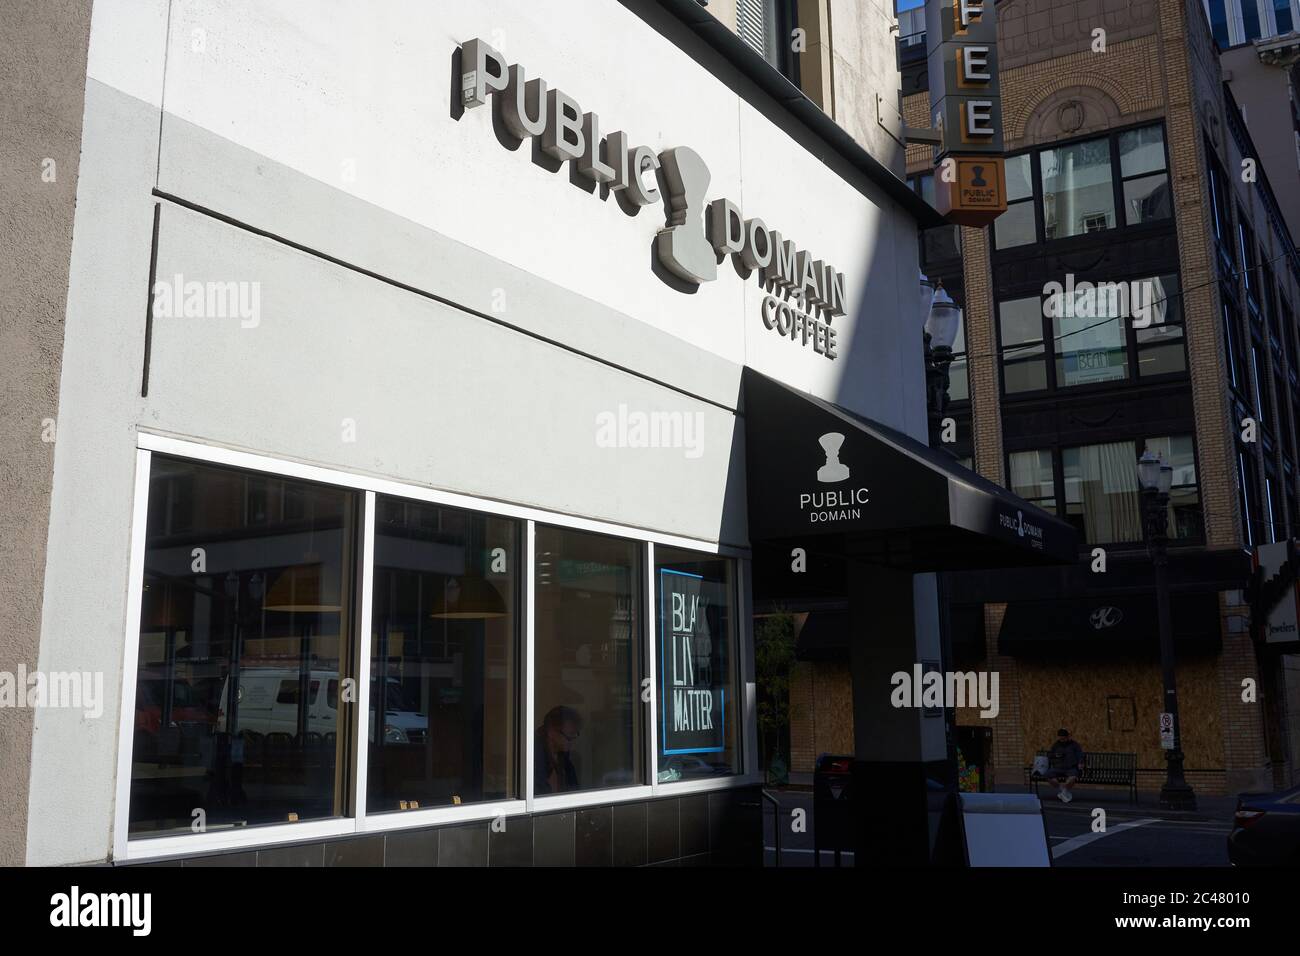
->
xmin=847 ymin=562 xmax=952 ymax=864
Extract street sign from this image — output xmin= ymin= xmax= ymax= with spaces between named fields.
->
xmin=1159 ymin=711 xmax=1174 ymax=750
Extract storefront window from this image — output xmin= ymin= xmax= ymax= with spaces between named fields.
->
xmin=368 ymin=497 xmax=518 ymax=813
xmin=1041 ymin=136 xmax=1115 ymax=239
xmin=655 ymin=547 xmax=739 ymax=781
xmin=999 ymin=296 xmax=1048 ymax=393
xmin=1008 ymin=450 xmax=1057 ymax=514
xmin=533 ymin=526 xmax=641 ymax=795
xmin=130 ymin=456 xmax=357 ymax=836
xmin=1063 ymin=440 xmax=1141 ymax=543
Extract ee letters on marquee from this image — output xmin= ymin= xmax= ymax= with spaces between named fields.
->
xmin=460 ymin=38 xmax=849 ymax=360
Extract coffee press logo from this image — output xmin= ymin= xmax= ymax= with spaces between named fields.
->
xmin=816 ymin=432 xmax=850 ymax=483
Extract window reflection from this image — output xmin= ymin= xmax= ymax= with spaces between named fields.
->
xmin=131 ymin=456 xmax=357 ymax=836
xmin=533 ymin=527 xmax=641 ymax=795
xmin=368 ymin=497 xmax=518 ymax=812
xmin=1041 ymin=137 xmax=1116 ymax=239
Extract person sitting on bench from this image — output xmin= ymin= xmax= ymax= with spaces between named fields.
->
xmin=1045 ymin=728 xmax=1085 ymax=803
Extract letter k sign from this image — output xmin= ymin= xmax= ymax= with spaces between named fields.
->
xmin=656 ymin=147 xmax=717 ymax=284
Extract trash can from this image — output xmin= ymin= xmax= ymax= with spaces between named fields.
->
xmin=812 ymin=753 xmax=854 ymax=866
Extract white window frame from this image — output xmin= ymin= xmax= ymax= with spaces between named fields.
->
xmin=1210 ymin=0 xmax=1300 ymax=45
xmin=116 ymin=432 xmax=755 ymax=862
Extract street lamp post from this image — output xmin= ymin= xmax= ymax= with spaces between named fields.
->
xmin=921 ymin=272 xmax=963 ymax=800
xmin=922 ymin=274 xmax=961 ymax=449
xmin=1137 ymin=450 xmax=1197 ymax=811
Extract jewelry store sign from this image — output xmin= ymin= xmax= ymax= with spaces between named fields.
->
xmin=460 ymin=38 xmax=848 ymax=360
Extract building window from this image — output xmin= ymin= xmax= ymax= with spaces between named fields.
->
xmin=131 ymin=456 xmax=359 ymax=837
xmin=1063 ymin=440 xmax=1142 ymax=544
xmin=994 ymin=153 xmax=1037 ymax=249
xmin=1041 ymin=136 xmax=1116 ymax=240
xmin=368 ymin=496 xmax=519 ymax=813
xmin=1224 ymin=290 xmax=1245 ymax=392
xmin=1008 ymin=449 xmax=1057 ymax=514
xmin=999 ymin=296 xmax=1048 ymax=393
xmin=1118 ymin=125 xmax=1171 ymax=225
xmin=1205 ymin=0 xmax=1232 ymax=45
xmin=1238 ymin=208 xmax=1260 ymax=316
xmin=1242 ymin=0 xmax=1264 ymax=40
xmin=655 ymin=547 xmax=739 ymax=781
xmin=737 ymin=0 xmax=799 ymax=84
xmin=1250 ymin=341 xmax=1269 ymax=430
xmin=1136 ymin=274 xmax=1188 ymax=377
xmin=1207 ymin=155 xmax=1236 ymax=275
xmin=1275 ymin=0 xmax=1295 ymax=34
xmin=1266 ymin=473 xmax=1282 ymax=543
xmin=1239 ymin=450 xmax=1259 ymax=548
xmin=949 ymin=309 xmax=970 ymax=403
xmin=1049 ymin=287 xmax=1130 ymax=388
xmin=533 ymin=525 xmax=641 ymax=795
xmin=1144 ymin=436 xmax=1205 ymax=541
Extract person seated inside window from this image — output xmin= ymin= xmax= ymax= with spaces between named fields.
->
xmin=534 ymin=705 xmax=581 ymax=795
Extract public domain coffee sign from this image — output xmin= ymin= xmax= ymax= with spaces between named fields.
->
xmin=460 ymin=38 xmax=848 ymax=361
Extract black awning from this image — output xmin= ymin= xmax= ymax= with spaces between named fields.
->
xmin=742 ymin=369 xmax=1078 ymax=570
xmin=997 ymin=591 xmax=1223 ymax=655
xmin=795 ymin=609 xmax=849 ymax=661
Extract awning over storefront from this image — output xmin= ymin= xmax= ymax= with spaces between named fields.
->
xmin=997 ymin=591 xmax=1223 ymax=655
xmin=742 ymin=369 xmax=1078 ymax=570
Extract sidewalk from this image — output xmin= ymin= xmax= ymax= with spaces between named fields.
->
xmin=995 ymin=782 xmax=1239 ymax=823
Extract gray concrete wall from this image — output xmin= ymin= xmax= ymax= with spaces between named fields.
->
xmin=0 ymin=0 xmax=93 ymax=867
xmin=1223 ymin=44 xmax=1300 ymax=245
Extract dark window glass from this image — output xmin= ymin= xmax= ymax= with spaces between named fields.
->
xmin=1041 ymin=137 xmax=1115 ymax=239
xmin=1206 ymin=0 xmax=1231 ymax=45
xmin=1136 ymin=274 xmax=1188 ymax=377
xmin=999 ymin=296 xmax=1048 ymax=392
xmin=368 ymin=496 xmax=518 ymax=813
xmin=1122 ymin=175 xmax=1171 ymax=225
xmin=1224 ymin=292 xmax=1245 ymax=390
xmin=131 ymin=456 xmax=357 ymax=837
xmin=534 ymin=526 xmax=641 ymax=794
xmin=1251 ymin=342 xmax=1269 ymax=427
xmin=1145 ymin=436 xmax=1204 ymax=541
xmin=655 ymin=547 xmax=739 ymax=781
xmin=1063 ymin=440 xmax=1142 ymax=543
xmin=994 ymin=154 xmax=1036 ymax=249
xmin=1008 ymin=449 xmax=1057 ymax=514
xmin=1242 ymin=0 xmax=1263 ymax=39
xmin=1276 ymin=0 xmax=1295 ymax=34
xmin=1239 ymin=451 xmax=1258 ymax=548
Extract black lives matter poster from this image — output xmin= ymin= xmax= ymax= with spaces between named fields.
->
xmin=659 ymin=569 xmax=725 ymax=754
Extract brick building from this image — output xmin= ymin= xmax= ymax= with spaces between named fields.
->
xmin=894 ymin=0 xmax=1300 ymax=796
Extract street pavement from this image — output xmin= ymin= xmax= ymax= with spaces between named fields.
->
xmin=761 ymin=785 xmax=1236 ymax=867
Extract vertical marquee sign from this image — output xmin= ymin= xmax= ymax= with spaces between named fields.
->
xmin=925 ymin=0 xmax=1008 ymax=226
xmin=659 ymin=569 xmax=726 ymax=755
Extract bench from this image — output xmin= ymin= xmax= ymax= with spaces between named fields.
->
xmin=1027 ymin=751 xmax=1137 ymax=804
